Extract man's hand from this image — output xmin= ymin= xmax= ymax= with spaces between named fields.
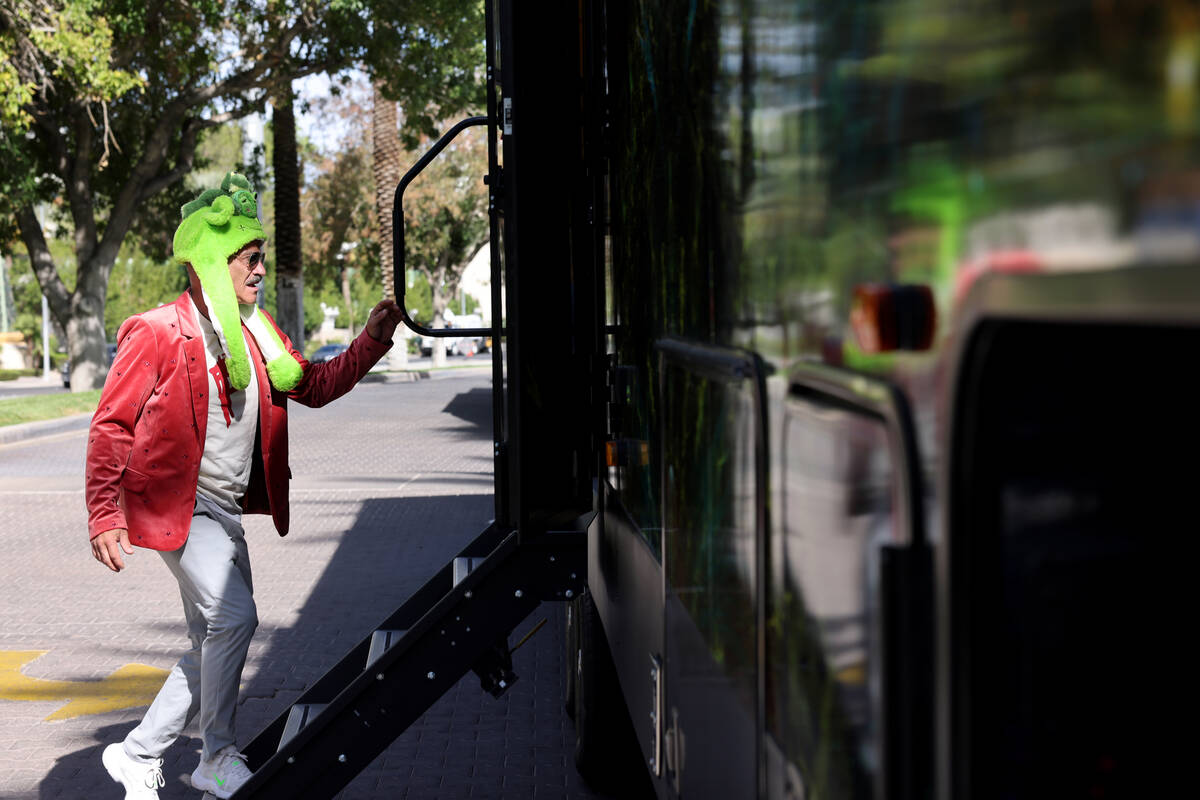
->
xmin=365 ymin=299 xmax=405 ymax=343
xmin=92 ymin=528 xmax=133 ymax=572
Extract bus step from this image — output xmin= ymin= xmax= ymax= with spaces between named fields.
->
xmin=366 ymin=630 xmax=408 ymax=668
xmin=228 ymin=519 xmax=587 ymax=799
xmin=278 ymin=704 xmax=328 ymax=752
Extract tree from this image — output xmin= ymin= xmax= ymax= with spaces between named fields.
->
xmin=272 ymin=84 xmax=303 ymax=348
xmin=372 ymin=80 xmax=405 ymax=364
xmin=302 ymin=96 xmax=379 ymax=343
xmin=399 ymin=119 xmax=488 ymax=365
xmin=0 ymin=0 xmax=483 ymax=390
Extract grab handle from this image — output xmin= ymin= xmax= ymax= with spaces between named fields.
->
xmin=393 ymin=115 xmax=493 ymax=338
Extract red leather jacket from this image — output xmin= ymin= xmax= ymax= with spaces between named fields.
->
xmin=85 ymin=292 xmax=390 ymax=550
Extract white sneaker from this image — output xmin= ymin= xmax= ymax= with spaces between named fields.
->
xmin=101 ymin=743 xmax=164 ymax=799
xmin=191 ymin=746 xmax=253 ymax=799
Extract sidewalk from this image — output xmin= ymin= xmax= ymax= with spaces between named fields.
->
xmin=0 ymin=372 xmax=62 ymax=395
xmin=0 ymin=365 xmax=493 ymax=447
xmin=0 ymin=372 xmax=599 ymax=799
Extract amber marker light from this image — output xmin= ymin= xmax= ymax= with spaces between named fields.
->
xmin=850 ymin=283 xmax=937 ymax=353
xmin=605 ymin=439 xmax=650 ymax=468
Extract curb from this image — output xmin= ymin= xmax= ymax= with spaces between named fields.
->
xmin=0 ymin=412 xmax=92 ymax=446
xmin=362 ymin=365 xmax=492 ymax=384
xmin=361 ymin=369 xmax=431 ymax=384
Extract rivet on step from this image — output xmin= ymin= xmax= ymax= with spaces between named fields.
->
xmin=549 ymin=555 xmax=556 ymax=562
xmin=427 ymin=671 xmax=436 ymax=680
xmin=377 ymin=673 xmax=384 ymax=680
xmin=514 ymin=589 xmax=523 ymax=598
xmin=570 ymin=573 xmax=577 ymax=579
xmin=465 ymin=590 xmax=473 ymax=599
xmin=565 ymin=589 xmax=575 ymax=599
xmin=338 ymin=754 xmax=346 ymax=763
xmin=287 ymin=757 xmax=294 ymax=764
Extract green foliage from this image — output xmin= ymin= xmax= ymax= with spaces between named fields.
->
xmin=7 ymin=237 xmax=185 ymax=356
xmin=1 ymin=0 xmax=486 ymax=390
xmin=303 ymin=140 xmax=377 ymax=288
xmin=104 ymin=247 xmax=189 ymax=337
xmin=404 ymin=271 xmax=432 ymax=322
xmin=1 ymin=0 xmax=142 ymax=131
xmin=6 ymin=239 xmax=74 ymax=359
xmin=300 ymin=265 xmax=382 ymax=342
xmin=27 ymin=1 xmax=142 ymax=103
xmin=362 ymin=3 xmax=486 ymax=147
xmin=0 ymin=40 xmax=34 ymax=130
xmin=401 ymin=121 xmax=489 ymax=319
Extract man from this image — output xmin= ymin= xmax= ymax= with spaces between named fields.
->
xmin=86 ymin=173 xmax=404 ymax=799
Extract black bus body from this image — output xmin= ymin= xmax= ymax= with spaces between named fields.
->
xmin=482 ymin=2 xmax=1199 ymax=799
xmin=231 ymin=2 xmax=1198 ymax=797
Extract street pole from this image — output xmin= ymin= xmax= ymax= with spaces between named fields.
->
xmin=41 ymin=293 xmax=50 ymax=379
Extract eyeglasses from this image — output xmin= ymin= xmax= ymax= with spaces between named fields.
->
xmin=239 ymin=250 xmax=266 ymax=269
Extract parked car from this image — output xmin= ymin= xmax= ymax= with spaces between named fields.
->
xmin=308 ymin=343 xmax=348 ymax=363
xmin=61 ymin=343 xmax=118 ymax=388
xmin=451 ymin=314 xmax=489 ymax=357
xmin=418 ymin=314 xmax=489 ymax=358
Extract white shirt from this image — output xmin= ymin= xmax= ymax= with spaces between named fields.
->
xmin=189 ymin=295 xmax=260 ymax=516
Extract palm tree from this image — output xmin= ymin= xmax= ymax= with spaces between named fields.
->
xmin=272 ymin=83 xmax=304 ymax=349
xmin=373 ymin=81 xmax=407 ymax=366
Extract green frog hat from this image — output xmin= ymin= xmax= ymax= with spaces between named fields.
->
xmin=172 ymin=172 xmax=303 ymax=392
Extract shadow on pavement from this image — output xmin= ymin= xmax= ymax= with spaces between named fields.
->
xmin=39 ymin=722 xmax=205 ymax=799
xmin=38 ymin=382 xmax=601 ymax=799
xmin=440 ymin=387 xmax=493 ymax=436
xmin=232 ymin=492 xmax=601 ymax=799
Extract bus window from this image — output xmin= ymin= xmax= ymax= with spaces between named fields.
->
xmin=658 ymin=345 xmax=764 ymax=797
xmin=769 ymin=394 xmax=895 ymax=800
xmin=662 ymin=363 xmax=759 ymax=704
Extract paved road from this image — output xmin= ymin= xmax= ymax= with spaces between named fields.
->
xmin=0 ymin=372 xmax=603 ymax=799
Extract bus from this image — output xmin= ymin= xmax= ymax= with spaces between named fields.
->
xmin=554 ymin=2 xmax=1197 ymax=799
xmin=235 ymin=2 xmax=1196 ymax=797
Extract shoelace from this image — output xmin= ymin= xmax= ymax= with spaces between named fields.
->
xmin=144 ymin=758 xmax=165 ymax=789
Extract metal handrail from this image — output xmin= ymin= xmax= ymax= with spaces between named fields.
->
xmin=393 ymin=115 xmax=497 ymax=339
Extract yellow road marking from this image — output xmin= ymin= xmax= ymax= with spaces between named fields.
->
xmin=0 ymin=650 xmax=168 ymax=721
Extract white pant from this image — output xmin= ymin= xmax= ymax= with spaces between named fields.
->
xmin=124 ymin=495 xmax=258 ymax=763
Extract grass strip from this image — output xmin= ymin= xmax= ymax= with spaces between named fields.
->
xmin=0 ymin=369 xmax=41 ymax=381
xmin=0 ymin=390 xmax=100 ymax=427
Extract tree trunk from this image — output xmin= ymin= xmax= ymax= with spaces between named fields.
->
xmin=431 ymin=266 xmax=448 ymax=367
xmin=272 ymin=84 xmax=305 ymax=350
xmin=65 ymin=260 xmax=112 ymax=391
xmin=372 ymin=81 xmax=410 ymax=369
xmin=373 ymin=82 xmax=400 ymax=303
xmin=373 ymin=81 xmax=407 ymax=368
xmin=341 ymin=266 xmax=355 ymax=338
